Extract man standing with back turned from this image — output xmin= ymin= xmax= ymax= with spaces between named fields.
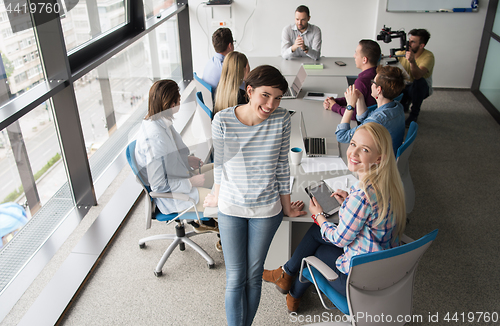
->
xmin=281 ymin=5 xmax=322 ymax=60
xmin=202 ymin=27 xmax=234 ymax=91
xmin=397 ymin=29 xmax=434 ymax=126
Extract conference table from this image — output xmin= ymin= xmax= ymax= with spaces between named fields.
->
xmin=181 ymin=56 xmax=363 ymax=268
xmin=249 ymin=56 xmax=360 ymax=77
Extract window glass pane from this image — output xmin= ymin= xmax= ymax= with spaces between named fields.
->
xmin=479 ymin=38 xmax=500 ymax=112
xmin=144 ymin=0 xmax=175 ymax=19
xmin=0 ymin=20 xmax=43 ymax=107
xmin=73 ymin=16 xmax=181 ymax=180
xmin=0 ymin=101 xmax=70 ymax=217
xmin=492 ymin=2 xmax=500 ymax=37
xmin=61 ymin=0 xmax=127 ymax=52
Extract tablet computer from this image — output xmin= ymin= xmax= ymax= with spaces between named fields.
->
xmin=305 ymin=181 xmax=341 ymax=216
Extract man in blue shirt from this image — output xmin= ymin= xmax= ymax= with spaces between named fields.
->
xmin=202 ymin=28 xmax=234 ymax=91
xmin=335 ymin=65 xmax=406 ymax=155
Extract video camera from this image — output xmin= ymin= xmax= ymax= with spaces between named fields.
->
xmin=377 ymin=26 xmax=409 ymax=61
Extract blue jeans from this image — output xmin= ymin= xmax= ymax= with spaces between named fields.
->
xmin=283 ymin=224 xmax=347 ymax=298
xmin=218 ymin=211 xmax=283 ymax=326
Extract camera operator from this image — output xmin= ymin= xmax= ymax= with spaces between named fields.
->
xmin=396 ymin=29 xmax=434 ymax=126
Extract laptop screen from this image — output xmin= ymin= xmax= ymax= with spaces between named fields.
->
xmin=300 ymin=112 xmax=308 ymax=140
xmin=292 ymin=66 xmax=308 ymax=93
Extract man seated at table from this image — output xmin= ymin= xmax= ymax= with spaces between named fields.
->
xmin=281 ymin=5 xmax=322 ymax=61
xmin=336 ymin=65 xmax=406 ymax=155
xmin=396 ymin=28 xmax=434 ymax=126
xmin=323 ymin=39 xmax=381 ymax=120
xmin=202 ymin=27 xmax=234 ymax=91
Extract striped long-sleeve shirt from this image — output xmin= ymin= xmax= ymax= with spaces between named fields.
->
xmin=212 ymin=106 xmax=291 ymax=218
xmin=319 ymin=181 xmax=396 ymax=274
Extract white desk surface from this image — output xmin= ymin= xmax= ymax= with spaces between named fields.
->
xmin=279 ymin=75 xmax=357 ymax=222
xmin=264 ymin=74 xmax=359 ymax=267
xmin=249 ymin=56 xmax=359 ymax=77
xmin=180 ymin=71 xmax=360 ymax=266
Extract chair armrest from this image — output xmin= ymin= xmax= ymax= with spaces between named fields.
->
xmin=302 ymin=256 xmax=339 ymax=282
xmin=150 ymin=192 xmax=193 ymax=202
xmin=400 ymin=233 xmax=415 ymax=245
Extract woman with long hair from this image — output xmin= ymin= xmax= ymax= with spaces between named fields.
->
xmin=204 ymin=65 xmax=306 ymax=325
xmin=214 ymin=51 xmax=250 ymax=113
xmin=263 ymin=122 xmax=406 ymax=313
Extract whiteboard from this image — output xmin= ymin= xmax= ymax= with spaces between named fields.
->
xmin=387 ymin=0 xmax=475 ymax=12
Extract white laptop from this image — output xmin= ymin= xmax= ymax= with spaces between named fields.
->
xmin=299 ymin=112 xmax=340 ymax=157
xmin=282 ymin=66 xmax=307 ymax=99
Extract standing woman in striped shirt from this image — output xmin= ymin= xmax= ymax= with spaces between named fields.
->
xmin=263 ymin=122 xmax=406 ymax=313
xmin=204 ymin=65 xmax=307 ymax=326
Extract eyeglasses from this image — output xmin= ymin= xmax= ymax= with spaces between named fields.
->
xmin=371 ymin=79 xmax=380 ymax=87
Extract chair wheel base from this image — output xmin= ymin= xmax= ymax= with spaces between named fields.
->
xmin=208 ymin=263 xmax=215 ymax=269
xmin=154 ymin=270 xmax=163 ymax=277
xmin=139 ymin=243 xmax=146 ymax=249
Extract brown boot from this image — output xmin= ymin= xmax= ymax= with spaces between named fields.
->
xmin=262 ymin=266 xmax=293 ymax=294
xmin=286 ymin=293 xmax=301 ymax=313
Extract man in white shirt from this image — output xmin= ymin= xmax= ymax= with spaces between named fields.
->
xmin=281 ymin=5 xmax=322 ymax=60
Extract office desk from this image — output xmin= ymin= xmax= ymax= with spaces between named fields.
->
xmin=264 ymin=75 xmax=358 ymax=269
xmin=249 ymin=56 xmax=359 ymax=77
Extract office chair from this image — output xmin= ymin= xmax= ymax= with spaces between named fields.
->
xmin=193 ymin=72 xmax=214 ymax=112
xmin=126 ymin=140 xmax=215 ymax=276
xmin=394 ymin=92 xmax=404 ymax=103
xmin=396 ymin=121 xmax=418 ymax=214
xmin=196 ymin=91 xmax=213 ymax=120
xmin=365 ymin=93 xmax=404 ymax=112
xmin=299 ymin=229 xmax=438 ymax=326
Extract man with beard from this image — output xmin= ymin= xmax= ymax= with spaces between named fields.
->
xmin=397 ymin=29 xmax=434 ymax=126
xmin=281 ymin=5 xmax=322 ymax=60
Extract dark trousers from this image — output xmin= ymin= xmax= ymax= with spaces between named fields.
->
xmin=402 ymin=77 xmax=430 ymax=119
xmin=283 ymin=224 xmax=347 ymax=298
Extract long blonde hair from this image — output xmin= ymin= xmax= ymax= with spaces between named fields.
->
xmin=356 ymin=122 xmax=406 ymax=240
xmin=214 ymin=51 xmax=248 ymax=113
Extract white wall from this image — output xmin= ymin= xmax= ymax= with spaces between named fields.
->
xmin=188 ymin=0 xmax=489 ymax=88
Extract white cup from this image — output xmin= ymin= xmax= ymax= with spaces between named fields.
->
xmin=290 ymin=147 xmax=303 ymax=165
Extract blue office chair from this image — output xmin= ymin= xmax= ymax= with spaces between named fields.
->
xmin=396 ymin=121 xmax=418 ymax=214
xmin=193 ymin=72 xmax=214 ymax=111
xmin=299 ymin=229 xmax=438 ymax=325
xmin=394 ymin=92 xmax=404 ymax=103
xmin=366 ymin=93 xmax=404 ymax=112
xmin=126 ymin=140 xmax=215 ymax=276
xmin=196 ymin=91 xmax=213 ymax=120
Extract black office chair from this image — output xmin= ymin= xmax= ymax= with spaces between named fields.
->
xmin=126 ymin=140 xmax=215 ymax=276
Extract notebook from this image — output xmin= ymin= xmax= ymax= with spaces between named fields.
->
xmin=299 ymin=112 xmax=340 ymax=157
xmin=282 ymin=66 xmax=307 ymax=99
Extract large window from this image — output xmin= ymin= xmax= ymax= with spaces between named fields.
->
xmin=0 ymin=10 xmax=43 ymax=107
xmin=0 ymin=0 xmax=190 ymax=319
xmin=479 ymin=38 xmax=500 ymax=112
xmin=1 ymin=101 xmax=68 ymax=209
xmin=472 ymin=0 xmax=500 ymax=123
xmin=61 ymin=0 xmax=127 ymax=52
xmin=145 ymin=0 xmax=175 ymax=18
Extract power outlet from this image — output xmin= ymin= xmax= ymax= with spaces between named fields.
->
xmin=211 ymin=21 xmax=231 ymax=27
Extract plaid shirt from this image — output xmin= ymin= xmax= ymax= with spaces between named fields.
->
xmin=319 ymin=181 xmax=396 ymax=274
